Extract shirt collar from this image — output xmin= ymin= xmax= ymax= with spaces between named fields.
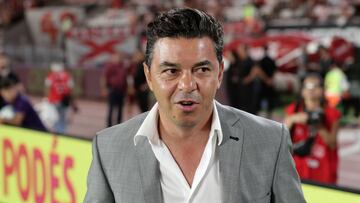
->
xmin=134 ymin=101 xmax=223 ymax=146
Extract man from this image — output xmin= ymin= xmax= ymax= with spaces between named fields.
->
xmin=235 ymin=45 xmax=257 ymax=114
xmin=257 ymin=45 xmax=277 ymax=116
xmin=0 ymin=77 xmax=47 ymax=132
xmin=284 ymin=73 xmax=340 ymax=184
xmin=100 ymin=52 xmax=128 ymax=127
xmin=0 ymin=51 xmax=21 ymax=109
xmin=133 ymin=49 xmax=150 ymax=112
xmin=45 ymin=62 xmax=77 ymax=134
xmin=85 ymin=8 xmax=305 ymax=203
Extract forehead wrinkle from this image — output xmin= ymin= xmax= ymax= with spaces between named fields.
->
xmin=153 ymin=37 xmax=218 ymax=69
xmin=192 ymin=60 xmax=214 ymax=68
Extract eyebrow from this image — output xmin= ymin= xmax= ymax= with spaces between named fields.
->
xmin=159 ymin=61 xmax=180 ymax=69
xmin=192 ymin=60 xmax=213 ymax=68
xmin=158 ymin=60 xmax=214 ymax=69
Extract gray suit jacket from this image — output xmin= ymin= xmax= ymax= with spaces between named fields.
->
xmin=84 ymin=103 xmax=306 ymax=203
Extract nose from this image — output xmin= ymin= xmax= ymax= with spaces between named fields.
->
xmin=178 ymin=71 xmax=197 ymax=92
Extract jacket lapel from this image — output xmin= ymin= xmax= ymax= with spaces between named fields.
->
xmin=217 ymin=103 xmax=244 ymax=203
xmin=135 ymin=137 xmax=163 ymax=203
xmin=133 ymin=103 xmax=244 ymax=203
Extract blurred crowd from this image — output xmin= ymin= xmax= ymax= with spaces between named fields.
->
xmin=0 ymin=51 xmax=78 ymax=134
xmin=262 ymin=0 xmax=359 ymax=25
xmin=2 ymin=0 xmax=360 ymax=67
xmin=2 ymin=0 xmax=360 ymax=28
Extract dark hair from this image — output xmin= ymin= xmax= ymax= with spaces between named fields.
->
xmin=0 ymin=76 xmax=18 ymax=90
xmin=301 ymin=72 xmax=324 ymax=89
xmin=294 ymin=72 xmax=325 ymax=112
xmin=145 ymin=8 xmax=224 ymax=66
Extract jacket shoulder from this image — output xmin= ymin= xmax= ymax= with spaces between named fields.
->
xmin=219 ymin=104 xmax=283 ymax=130
xmin=95 ymin=112 xmax=148 ymax=148
xmin=218 ymin=104 xmax=285 ymax=145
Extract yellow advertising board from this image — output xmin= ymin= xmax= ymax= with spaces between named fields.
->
xmin=302 ymin=183 xmax=360 ymax=203
xmin=1 ymin=125 xmax=360 ymax=203
xmin=0 ymin=125 xmax=92 ymax=203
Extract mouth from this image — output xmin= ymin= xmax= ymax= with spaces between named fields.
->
xmin=177 ymin=99 xmax=198 ymax=105
xmin=175 ymin=100 xmax=199 ymax=111
xmin=180 ymin=101 xmax=195 ymax=105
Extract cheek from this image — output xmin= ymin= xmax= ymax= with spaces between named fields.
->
xmin=301 ymin=90 xmax=307 ymax=98
xmin=202 ymin=78 xmax=219 ymax=94
xmin=157 ymin=81 xmax=171 ymax=91
xmin=153 ymin=78 xmax=177 ymax=99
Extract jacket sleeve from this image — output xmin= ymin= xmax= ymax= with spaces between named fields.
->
xmin=271 ymin=125 xmax=306 ymax=203
xmin=84 ymin=135 xmax=115 ymax=203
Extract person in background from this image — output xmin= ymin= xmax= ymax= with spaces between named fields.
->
xmin=133 ymin=49 xmax=149 ymax=113
xmin=123 ymin=53 xmax=138 ymax=119
xmin=0 ymin=51 xmax=19 ymax=84
xmin=0 ymin=77 xmax=47 ymax=132
xmin=100 ymin=52 xmax=128 ymax=127
xmin=225 ymin=50 xmax=242 ymax=109
xmin=238 ymin=45 xmax=276 ymax=115
xmin=284 ymin=73 xmax=341 ymax=184
xmin=45 ymin=62 xmax=77 ymax=134
xmin=318 ymin=46 xmax=332 ymax=78
xmin=0 ymin=51 xmax=21 ymax=109
xmin=236 ymin=45 xmax=256 ymax=114
xmin=257 ymin=45 xmax=277 ymax=116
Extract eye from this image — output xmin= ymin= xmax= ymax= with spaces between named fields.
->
xmin=160 ymin=68 xmax=180 ymax=79
xmin=195 ymin=67 xmax=211 ymax=74
xmin=164 ymin=68 xmax=178 ymax=75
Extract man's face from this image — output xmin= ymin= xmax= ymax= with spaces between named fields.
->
xmin=301 ymin=77 xmax=323 ymax=102
xmin=144 ymin=37 xmax=224 ymax=128
xmin=1 ymin=86 xmax=18 ymax=103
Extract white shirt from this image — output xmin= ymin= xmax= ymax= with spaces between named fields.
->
xmin=134 ymin=101 xmax=223 ymax=203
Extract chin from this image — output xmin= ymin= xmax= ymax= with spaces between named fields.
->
xmin=178 ymin=122 xmax=197 ymax=128
xmin=174 ymin=118 xmax=197 ymax=128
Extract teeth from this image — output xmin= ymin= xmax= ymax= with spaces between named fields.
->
xmin=181 ymin=101 xmax=193 ymax=105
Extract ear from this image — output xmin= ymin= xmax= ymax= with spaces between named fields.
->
xmin=217 ymin=61 xmax=224 ymax=89
xmin=143 ymin=62 xmax=153 ymax=91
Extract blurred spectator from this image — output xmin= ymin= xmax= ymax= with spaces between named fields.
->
xmin=333 ymin=1 xmax=355 ymax=26
xmin=307 ymin=46 xmax=333 ymax=78
xmin=297 ymin=44 xmax=309 ymax=79
xmin=312 ymin=1 xmax=332 ymax=24
xmin=124 ymin=54 xmax=138 ymax=119
xmin=225 ymin=45 xmax=258 ymax=113
xmin=0 ymin=51 xmax=21 ymax=109
xmin=225 ymin=50 xmax=242 ymax=109
xmin=0 ymin=51 xmax=20 ymax=85
xmin=269 ymin=0 xmax=356 ymax=26
xmin=318 ymin=46 xmax=332 ymax=78
xmin=45 ymin=62 xmax=77 ymax=134
xmin=100 ymin=52 xmax=128 ymax=127
xmin=257 ymin=45 xmax=277 ymax=116
xmin=284 ymin=73 xmax=341 ymax=184
xmin=236 ymin=45 xmax=256 ymax=114
xmin=133 ymin=49 xmax=149 ymax=112
xmin=0 ymin=76 xmax=47 ymax=132
xmin=279 ymin=0 xmax=308 ymax=19
xmin=324 ymin=62 xmax=349 ymax=108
